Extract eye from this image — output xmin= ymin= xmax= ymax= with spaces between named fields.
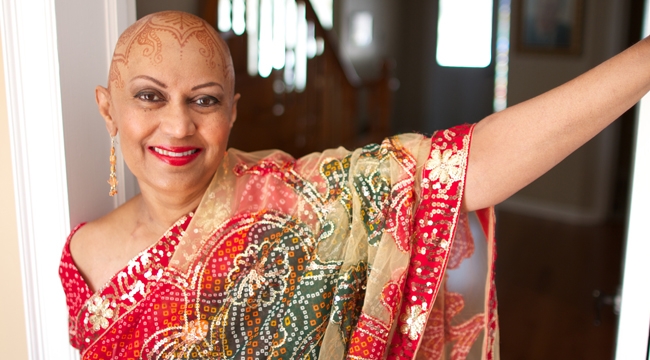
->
xmin=135 ymin=91 xmax=163 ymax=102
xmin=192 ymin=96 xmax=219 ymax=107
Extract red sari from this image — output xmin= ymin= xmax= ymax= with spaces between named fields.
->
xmin=60 ymin=125 xmax=498 ymax=359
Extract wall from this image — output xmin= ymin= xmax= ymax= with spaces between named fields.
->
xmin=336 ymin=0 xmax=433 ymax=134
xmin=337 ymin=1 xmax=496 ymax=136
xmin=0 ymin=34 xmax=29 ymax=359
xmin=57 ymin=1 xmax=123 ymax=227
xmin=337 ymin=0 xmax=400 ymax=80
xmin=383 ymin=0 xmax=438 ymax=134
xmin=337 ymin=0 xmax=628 ymax=222
xmin=0 ymin=3 xmax=139 ymax=357
xmin=504 ymin=0 xmax=630 ymax=223
xmin=417 ymin=1 xmax=496 ymax=134
xmin=136 ymin=0 xmax=200 ymax=18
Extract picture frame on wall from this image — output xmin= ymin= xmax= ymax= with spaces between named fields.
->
xmin=517 ymin=0 xmax=585 ymax=55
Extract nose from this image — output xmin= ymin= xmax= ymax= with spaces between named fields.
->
xmin=159 ymin=101 xmax=196 ymax=138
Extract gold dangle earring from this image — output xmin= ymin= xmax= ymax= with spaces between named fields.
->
xmin=108 ymin=136 xmax=118 ymax=197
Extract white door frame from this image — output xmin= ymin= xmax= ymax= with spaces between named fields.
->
xmin=615 ymin=1 xmax=650 ymax=358
xmin=1 ymin=0 xmax=648 ymax=359
xmin=0 ymin=1 xmax=72 ymax=358
xmin=0 ymin=0 xmax=135 ymax=358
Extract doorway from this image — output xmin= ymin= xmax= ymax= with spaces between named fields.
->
xmin=2 ymin=0 xmax=649 ymax=358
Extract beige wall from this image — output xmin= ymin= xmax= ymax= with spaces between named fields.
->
xmin=0 ymin=36 xmax=29 ymax=358
xmin=506 ymin=0 xmax=628 ymax=220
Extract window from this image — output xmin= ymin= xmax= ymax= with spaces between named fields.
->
xmin=436 ymin=0 xmax=494 ymax=68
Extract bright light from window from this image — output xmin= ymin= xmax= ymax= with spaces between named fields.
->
xmin=259 ymin=0 xmax=273 ymax=77
xmin=351 ymin=12 xmax=373 ymax=47
xmin=232 ymin=0 xmax=246 ymax=35
xmin=223 ymin=0 xmax=326 ymax=90
xmin=436 ymin=0 xmax=493 ymax=68
xmin=310 ymin=0 xmax=333 ymax=29
xmin=218 ymin=0 xmax=232 ymax=32
xmin=273 ymin=0 xmax=286 ymax=69
xmin=285 ymin=0 xmax=298 ymax=49
xmin=295 ymin=2 xmax=308 ymax=92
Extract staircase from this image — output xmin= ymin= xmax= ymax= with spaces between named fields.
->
xmin=201 ymin=0 xmax=394 ymax=157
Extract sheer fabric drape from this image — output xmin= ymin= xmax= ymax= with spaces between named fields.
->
xmin=60 ymin=124 xmax=498 ymax=359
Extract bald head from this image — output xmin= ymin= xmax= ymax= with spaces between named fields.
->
xmin=108 ymin=11 xmax=235 ymax=94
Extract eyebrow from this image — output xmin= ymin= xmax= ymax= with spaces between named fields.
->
xmin=132 ymin=75 xmax=223 ymax=91
xmin=192 ymin=82 xmax=224 ymax=91
xmin=130 ymin=76 xmax=224 ymax=92
xmin=131 ymin=75 xmax=167 ymax=88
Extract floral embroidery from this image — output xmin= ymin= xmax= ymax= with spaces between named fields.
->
xmin=388 ymin=127 xmax=473 ymax=358
xmin=227 ymin=240 xmax=291 ymax=306
xmin=59 ymin=126 xmax=496 ymax=360
xmin=400 ymin=303 xmax=428 ymax=341
xmin=87 ymin=296 xmax=114 ymax=332
xmin=425 ymin=149 xmax=464 ymax=185
xmin=181 ymin=319 xmax=209 ymax=344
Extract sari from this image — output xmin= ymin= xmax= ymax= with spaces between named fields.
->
xmin=59 ymin=124 xmax=499 ymax=359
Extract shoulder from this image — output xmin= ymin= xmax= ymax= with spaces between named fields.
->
xmin=68 ymin=196 xmax=140 ymax=290
xmin=69 ymin=198 xmax=137 ymax=256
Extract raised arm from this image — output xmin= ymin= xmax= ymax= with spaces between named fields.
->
xmin=464 ymin=37 xmax=650 ymax=212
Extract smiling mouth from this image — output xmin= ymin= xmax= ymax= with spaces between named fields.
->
xmin=151 ymin=147 xmax=200 ymax=157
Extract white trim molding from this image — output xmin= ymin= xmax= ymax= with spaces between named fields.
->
xmin=615 ymin=0 xmax=650 ymax=354
xmin=616 ymin=90 xmax=650 ymax=360
xmin=615 ymin=2 xmax=650 ymax=357
xmin=0 ymin=0 xmax=136 ymax=359
xmin=0 ymin=0 xmax=73 ymax=358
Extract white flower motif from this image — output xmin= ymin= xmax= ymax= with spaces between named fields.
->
xmin=400 ymin=303 xmax=428 ymax=340
xmin=425 ymin=149 xmax=463 ymax=184
xmin=181 ymin=319 xmax=209 ymax=345
xmin=87 ymin=296 xmax=114 ymax=332
xmin=228 ymin=241 xmax=290 ymax=307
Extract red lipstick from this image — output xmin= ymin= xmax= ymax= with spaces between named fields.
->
xmin=149 ymin=146 xmax=202 ymax=166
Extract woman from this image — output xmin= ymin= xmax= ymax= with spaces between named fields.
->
xmin=59 ymin=10 xmax=650 ymax=360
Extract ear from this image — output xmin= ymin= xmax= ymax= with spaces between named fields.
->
xmin=229 ymin=93 xmax=241 ymax=129
xmin=96 ymin=85 xmax=117 ymax=136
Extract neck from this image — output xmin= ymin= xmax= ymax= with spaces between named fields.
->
xmin=133 ymin=183 xmax=207 ymax=234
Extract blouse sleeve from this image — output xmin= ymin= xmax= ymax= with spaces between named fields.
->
xmin=59 ymin=223 xmax=93 ymax=350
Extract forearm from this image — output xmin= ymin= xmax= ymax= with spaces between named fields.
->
xmin=464 ymin=36 xmax=650 ymax=212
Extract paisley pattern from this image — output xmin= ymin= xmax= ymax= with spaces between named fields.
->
xmin=60 ymin=125 xmax=499 ymax=359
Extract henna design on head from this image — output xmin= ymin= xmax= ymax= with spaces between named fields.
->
xmin=108 ymin=11 xmax=234 ymax=90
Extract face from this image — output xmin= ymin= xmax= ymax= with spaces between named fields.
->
xmin=96 ymin=12 xmax=239 ymax=199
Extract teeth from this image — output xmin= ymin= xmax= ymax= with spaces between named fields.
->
xmin=153 ymin=147 xmax=198 ymax=157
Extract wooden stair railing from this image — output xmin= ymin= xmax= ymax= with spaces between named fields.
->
xmin=200 ymin=0 xmax=394 ymax=157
